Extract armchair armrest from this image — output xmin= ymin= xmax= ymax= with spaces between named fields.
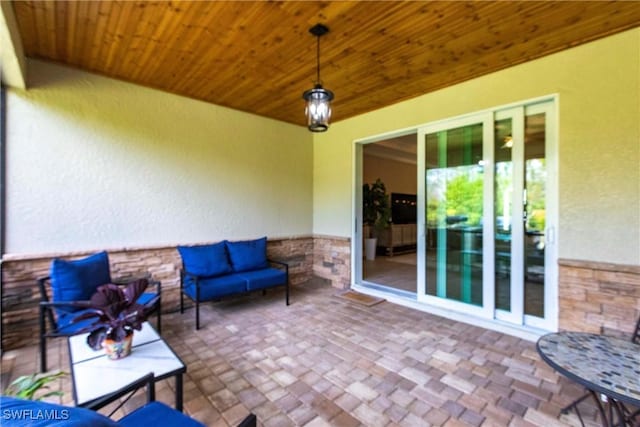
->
xmin=39 ymin=299 xmax=96 ymax=339
xmin=39 ymin=300 xmax=91 ymax=309
xmin=39 ymin=299 xmax=92 ymax=325
xmin=268 ymin=259 xmax=289 ymax=272
xmin=181 ymin=269 xmax=203 ymax=283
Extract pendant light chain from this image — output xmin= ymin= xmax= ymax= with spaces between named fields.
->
xmin=316 ymin=34 xmax=321 ymax=85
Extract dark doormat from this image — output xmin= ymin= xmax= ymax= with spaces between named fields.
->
xmin=334 ymin=290 xmax=385 ymax=307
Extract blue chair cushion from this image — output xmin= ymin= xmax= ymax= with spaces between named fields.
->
xmin=0 ymin=396 xmax=118 ymax=427
xmin=225 ymin=237 xmax=269 ymax=273
xmin=119 ymin=401 xmax=205 ymax=427
xmin=177 ymin=242 xmax=231 ymax=277
xmin=183 ymin=273 xmax=247 ymax=301
xmin=136 ymin=292 xmax=158 ymax=306
xmin=56 ymin=308 xmax=100 ymax=334
xmin=236 ymin=268 xmax=287 ymax=291
xmin=50 ymin=251 xmax=111 ymax=315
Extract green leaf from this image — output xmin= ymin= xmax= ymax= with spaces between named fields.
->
xmin=4 ymin=371 xmax=67 ymax=400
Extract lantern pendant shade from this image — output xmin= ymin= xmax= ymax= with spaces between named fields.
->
xmin=303 ymin=24 xmax=333 ymax=132
xmin=303 ymin=84 xmax=334 ymax=132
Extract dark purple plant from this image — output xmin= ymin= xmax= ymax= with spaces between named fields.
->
xmin=72 ymin=279 xmax=158 ymax=350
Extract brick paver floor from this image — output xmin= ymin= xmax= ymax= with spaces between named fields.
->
xmin=2 ymin=280 xmax=606 ymax=426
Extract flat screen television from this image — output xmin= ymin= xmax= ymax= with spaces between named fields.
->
xmin=391 ymin=193 xmax=417 ymax=224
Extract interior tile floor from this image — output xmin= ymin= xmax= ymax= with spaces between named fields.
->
xmin=2 ymin=280 xmax=606 ymax=426
xmin=363 ymin=254 xmax=417 ymax=293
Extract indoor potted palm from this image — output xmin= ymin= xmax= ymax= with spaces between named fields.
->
xmin=72 ymin=279 xmax=158 ymax=360
xmin=363 ymin=178 xmax=391 ymax=260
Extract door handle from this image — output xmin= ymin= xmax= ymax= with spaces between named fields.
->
xmin=546 ymin=227 xmax=555 ymax=244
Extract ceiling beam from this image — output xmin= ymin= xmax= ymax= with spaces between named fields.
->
xmin=0 ymin=1 xmax=26 ymax=89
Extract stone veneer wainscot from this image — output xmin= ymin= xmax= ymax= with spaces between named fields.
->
xmin=312 ymin=235 xmax=351 ymax=290
xmin=6 ymin=245 xmax=637 ymax=350
xmin=558 ymin=258 xmax=640 ymax=337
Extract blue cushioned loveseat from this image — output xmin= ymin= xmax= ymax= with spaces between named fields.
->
xmin=178 ymin=237 xmax=289 ymax=329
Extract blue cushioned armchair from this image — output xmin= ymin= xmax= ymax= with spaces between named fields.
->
xmin=0 ymin=373 xmax=257 ymax=427
xmin=179 ymin=237 xmax=289 ymax=329
xmin=38 ymin=251 xmax=162 ymax=372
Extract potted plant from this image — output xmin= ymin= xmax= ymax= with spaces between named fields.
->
xmin=72 ymin=279 xmax=158 ymax=360
xmin=362 ymin=178 xmax=391 ymax=260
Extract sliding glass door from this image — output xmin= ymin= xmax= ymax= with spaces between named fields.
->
xmin=417 ymin=100 xmax=557 ymax=329
xmin=417 ymin=113 xmax=493 ymax=318
xmin=425 ymin=124 xmax=484 ymax=305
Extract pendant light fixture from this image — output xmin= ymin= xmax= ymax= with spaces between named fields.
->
xmin=303 ymin=23 xmax=334 ymax=132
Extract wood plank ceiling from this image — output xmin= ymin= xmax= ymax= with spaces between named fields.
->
xmin=12 ymin=1 xmax=640 ymax=127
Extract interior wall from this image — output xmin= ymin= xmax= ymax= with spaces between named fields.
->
xmin=363 ymin=154 xmax=417 ymax=196
xmin=4 ymin=59 xmax=313 ymax=255
xmin=313 ymin=28 xmax=640 ymax=266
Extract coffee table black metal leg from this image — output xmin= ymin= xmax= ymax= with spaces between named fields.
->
xmin=176 ymin=373 xmax=183 ymax=412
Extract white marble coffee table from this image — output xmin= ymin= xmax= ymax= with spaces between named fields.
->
xmin=67 ymin=322 xmax=186 ymax=411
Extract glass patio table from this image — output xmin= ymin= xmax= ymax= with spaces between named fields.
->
xmin=537 ymin=331 xmax=640 ymax=426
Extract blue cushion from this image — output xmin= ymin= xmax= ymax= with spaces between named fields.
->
xmin=177 ymin=242 xmax=231 ymax=277
xmin=56 ymin=308 xmax=100 ymax=334
xmin=50 ymin=251 xmax=111 ymax=315
xmin=183 ymin=273 xmax=247 ymax=301
xmin=119 ymin=401 xmax=205 ymax=427
xmin=136 ymin=292 xmax=158 ymax=305
xmin=225 ymin=237 xmax=269 ymax=272
xmin=236 ymin=268 xmax=287 ymax=291
xmin=54 ymin=293 xmax=157 ymax=334
xmin=0 ymin=396 xmax=118 ymax=427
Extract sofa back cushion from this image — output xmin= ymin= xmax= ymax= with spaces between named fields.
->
xmin=50 ymin=251 xmax=111 ymax=314
xmin=178 ymin=241 xmax=232 ymax=277
xmin=226 ymin=237 xmax=269 ymax=272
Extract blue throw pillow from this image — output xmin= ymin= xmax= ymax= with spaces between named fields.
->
xmin=226 ymin=237 xmax=269 ymax=272
xmin=50 ymin=251 xmax=111 ymax=309
xmin=177 ymin=241 xmax=231 ymax=277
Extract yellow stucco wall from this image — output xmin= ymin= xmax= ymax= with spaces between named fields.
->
xmin=313 ymin=28 xmax=640 ymax=265
xmin=5 ymin=29 xmax=639 ymax=266
xmin=5 ymin=59 xmax=313 ymax=254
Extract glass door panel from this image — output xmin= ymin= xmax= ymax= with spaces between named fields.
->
xmin=494 ymin=118 xmax=513 ymax=312
xmin=493 ymin=108 xmax=548 ymax=323
xmin=524 ymin=113 xmax=546 ymax=317
xmin=425 ymin=123 xmax=484 ymax=306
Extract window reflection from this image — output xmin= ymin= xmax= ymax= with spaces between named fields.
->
xmin=425 ymin=123 xmax=483 ymax=306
